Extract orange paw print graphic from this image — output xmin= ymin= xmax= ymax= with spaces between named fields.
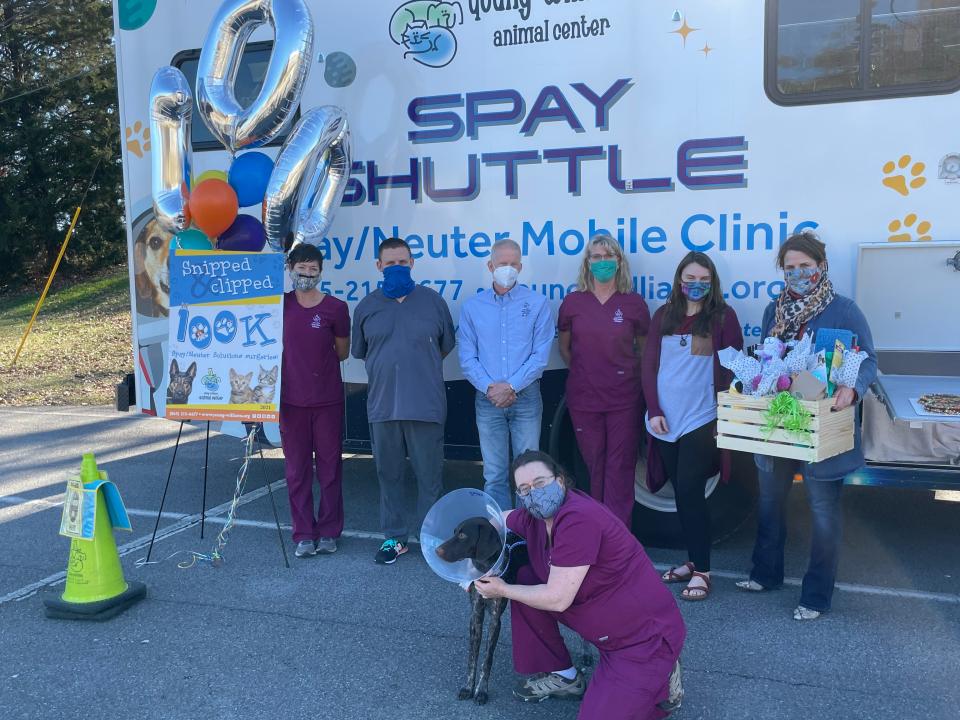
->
xmin=125 ymin=121 xmax=151 ymax=159
xmin=887 ymin=213 xmax=932 ymax=242
xmin=881 ymin=155 xmax=925 ymax=196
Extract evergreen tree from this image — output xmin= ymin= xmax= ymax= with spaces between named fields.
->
xmin=0 ymin=0 xmax=123 ymax=289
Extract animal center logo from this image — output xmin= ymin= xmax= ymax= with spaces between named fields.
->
xmin=201 ymin=368 xmax=221 ymax=392
xmin=311 ymin=314 xmax=324 ymax=329
xmin=613 ymin=308 xmax=624 ymax=324
xmin=389 ymin=1 xmax=463 ymax=68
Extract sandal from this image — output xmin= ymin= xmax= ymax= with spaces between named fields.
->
xmin=661 ymin=562 xmax=695 ymax=584
xmin=680 ymin=572 xmax=711 ymax=602
xmin=735 ymin=579 xmax=766 ymax=592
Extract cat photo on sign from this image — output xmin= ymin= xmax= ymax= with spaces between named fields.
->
xmin=229 ymin=369 xmax=254 ymax=404
xmin=252 ymin=365 xmax=278 ymax=405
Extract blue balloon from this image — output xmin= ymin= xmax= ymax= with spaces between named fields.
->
xmin=228 ymin=152 xmax=274 ymax=207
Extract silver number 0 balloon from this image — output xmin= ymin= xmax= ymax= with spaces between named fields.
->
xmin=149 ymin=66 xmax=193 ymax=234
xmin=264 ymin=106 xmax=352 ymax=251
xmin=196 ymin=0 xmax=313 ymax=154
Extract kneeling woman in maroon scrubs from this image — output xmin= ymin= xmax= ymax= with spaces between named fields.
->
xmin=476 ymin=450 xmax=686 ymax=720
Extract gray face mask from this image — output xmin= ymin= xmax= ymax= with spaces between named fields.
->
xmin=290 ymin=271 xmax=320 ymax=291
xmin=518 ymin=481 xmax=566 ymax=520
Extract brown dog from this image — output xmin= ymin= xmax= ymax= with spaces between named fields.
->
xmin=134 ymin=217 xmax=172 ymax=317
xmin=437 ymin=517 xmax=528 ymax=705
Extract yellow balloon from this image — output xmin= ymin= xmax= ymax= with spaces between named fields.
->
xmin=192 ymin=169 xmax=228 ymax=188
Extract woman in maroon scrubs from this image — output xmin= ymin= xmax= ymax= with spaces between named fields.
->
xmin=475 ymin=450 xmax=685 ymax=719
xmin=280 ymin=244 xmax=350 ymax=558
xmin=557 ymin=234 xmax=650 ymax=527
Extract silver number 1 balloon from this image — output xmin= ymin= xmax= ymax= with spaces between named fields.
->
xmin=149 ymin=66 xmax=193 ymax=235
xmin=196 ymin=0 xmax=314 ymax=154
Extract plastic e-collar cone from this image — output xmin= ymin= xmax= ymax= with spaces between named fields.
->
xmin=420 ymin=488 xmax=507 ymax=585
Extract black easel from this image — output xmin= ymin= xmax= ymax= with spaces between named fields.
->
xmin=145 ymin=421 xmax=289 ymax=568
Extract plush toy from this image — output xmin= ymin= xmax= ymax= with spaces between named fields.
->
xmin=757 ymin=337 xmax=791 ymax=395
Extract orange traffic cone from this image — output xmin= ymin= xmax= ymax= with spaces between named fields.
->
xmin=42 ymin=453 xmax=146 ymax=620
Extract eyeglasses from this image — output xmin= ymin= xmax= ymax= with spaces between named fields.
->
xmin=516 ymin=475 xmax=556 ymax=497
xmin=588 ymin=253 xmax=614 ymax=261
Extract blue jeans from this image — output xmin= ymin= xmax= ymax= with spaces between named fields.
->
xmin=750 ymin=458 xmax=844 ymax=612
xmin=475 ymin=381 xmax=543 ymax=512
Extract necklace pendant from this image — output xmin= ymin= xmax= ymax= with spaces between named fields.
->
xmin=680 ymin=335 xmax=687 ymax=347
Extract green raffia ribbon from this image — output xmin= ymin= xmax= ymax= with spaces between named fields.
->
xmin=762 ymin=392 xmax=813 ymax=440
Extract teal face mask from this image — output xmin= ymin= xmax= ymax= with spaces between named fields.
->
xmin=590 ymin=259 xmax=617 ymax=283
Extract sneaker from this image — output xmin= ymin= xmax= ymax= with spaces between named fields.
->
xmin=374 ymin=539 xmax=407 ymax=565
xmin=315 ymin=537 xmax=338 ymax=555
xmin=294 ymin=540 xmax=317 ymax=558
xmin=793 ymin=605 xmax=822 ymax=621
xmin=513 ymin=671 xmax=586 ymax=703
xmin=658 ymin=660 xmax=683 ymax=714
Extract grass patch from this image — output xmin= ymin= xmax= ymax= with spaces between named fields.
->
xmin=0 ymin=267 xmax=133 ymax=406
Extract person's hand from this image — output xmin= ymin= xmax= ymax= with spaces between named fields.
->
xmin=487 ymin=382 xmax=516 ymax=408
xmin=832 ymin=386 xmax=856 ymax=411
xmin=649 ymin=416 xmax=669 ymax=435
xmin=474 ymin=576 xmax=508 ymax=599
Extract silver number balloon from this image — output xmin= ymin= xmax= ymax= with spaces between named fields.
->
xmin=196 ymin=0 xmax=313 ymax=154
xmin=150 ymin=66 xmax=193 ymax=234
xmin=263 ymin=106 xmax=351 ymax=251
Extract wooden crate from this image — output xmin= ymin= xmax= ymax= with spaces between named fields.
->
xmin=716 ymin=391 xmax=854 ymax=462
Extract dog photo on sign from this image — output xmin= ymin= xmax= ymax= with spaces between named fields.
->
xmin=166 ymin=360 xmax=197 ymax=405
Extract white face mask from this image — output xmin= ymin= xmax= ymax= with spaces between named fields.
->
xmin=492 ymin=265 xmax=519 ymax=289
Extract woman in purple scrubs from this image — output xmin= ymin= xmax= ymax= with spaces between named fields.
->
xmin=280 ymin=244 xmax=350 ymax=559
xmin=476 ymin=450 xmax=685 ymax=720
xmin=557 ymin=234 xmax=650 ymax=527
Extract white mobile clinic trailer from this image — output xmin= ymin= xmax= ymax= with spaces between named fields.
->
xmin=113 ymin=0 xmax=959 ymax=542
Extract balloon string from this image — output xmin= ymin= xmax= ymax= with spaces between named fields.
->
xmin=134 ymin=426 xmax=259 ymax=569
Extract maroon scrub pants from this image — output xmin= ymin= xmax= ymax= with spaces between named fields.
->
xmin=279 ymin=402 xmax=344 ymax=542
xmin=510 ymin=567 xmax=674 ymax=720
xmin=569 ymin=404 xmax=640 ymax=528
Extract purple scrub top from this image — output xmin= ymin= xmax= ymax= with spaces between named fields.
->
xmin=557 ymin=291 xmax=650 ymax=413
xmin=281 ymin=292 xmax=350 ymax=408
xmin=508 ymin=489 xmax=685 ymax=656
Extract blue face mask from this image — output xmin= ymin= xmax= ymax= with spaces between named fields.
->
xmin=518 ymin=481 xmax=566 ymax=520
xmin=681 ymin=280 xmax=711 ymax=301
xmin=382 ymin=264 xmax=415 ymax=298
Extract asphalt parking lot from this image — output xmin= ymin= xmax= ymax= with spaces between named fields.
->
xmin=1 ymin=406 xmax=958 ymax=720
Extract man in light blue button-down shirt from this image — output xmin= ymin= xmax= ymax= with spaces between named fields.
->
xmin=457 ymin=239 xmax=555 ymax=510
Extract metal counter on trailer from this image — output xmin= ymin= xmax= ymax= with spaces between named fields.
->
xmin=853 ymin=242 xmax=960 ymax=489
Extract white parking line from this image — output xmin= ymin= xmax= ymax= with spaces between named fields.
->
xmin=0 ymin=478 xmax=289 ymax=605
xmin=2 ymin=488 xmax=957 ymax=607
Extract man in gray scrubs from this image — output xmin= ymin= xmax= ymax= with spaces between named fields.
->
xmin=352 ymin=238 xmax=456 ymax=564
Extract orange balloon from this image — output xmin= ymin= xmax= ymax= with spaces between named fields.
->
xmin=189 ymin=179 xmax=238 ymax=238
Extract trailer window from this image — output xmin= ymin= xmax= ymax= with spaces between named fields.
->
xmin=173 ymin=42 xmax=297 ymax=150
xmin=767 ymin=1 xmax=960 ymax=104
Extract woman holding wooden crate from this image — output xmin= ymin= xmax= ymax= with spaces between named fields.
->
xmin=736 ymin=230 xmax=877 ymax=620
xmin=641 ymin=251 xmax=742 ymax=601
